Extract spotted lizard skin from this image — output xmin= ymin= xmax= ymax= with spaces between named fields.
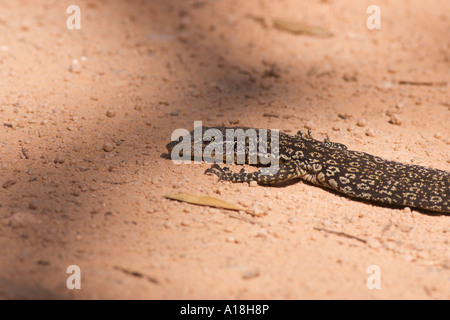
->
xmin=166 ymin=127 xmax=449 ymax=213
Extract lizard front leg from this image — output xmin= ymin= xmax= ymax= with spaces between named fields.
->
xmin=205 ymin=160 xmax=311 ymax=185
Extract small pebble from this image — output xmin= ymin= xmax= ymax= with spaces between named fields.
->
xmin=242 ymin=269 xmax=260 ymax=280
xmin=69 ymin=59 xmax=81 ymax=73
xmin=106 ymin=110 xmax=116 ymax=118
xmin=366 ymin=128 xmax=376 ymax=137
xmin=389 ymin=114 xmax=403 ymax=125
xmin=255 ymin=228 xmax=268 ymax=238
xmin=223 ymin=227 xmax=233 ymax=233
xmin=367 ymin=237 xmax=381 ymax=249
xmin=304 ymin=121 xmax=315 ymax=130
xmin=54 ymin=155 xmax=65 ymax=164
xmin=21 ymin=21 xmax=31 ymax=31
xmin=357 ymin=118 xmax=367 ymax=127
xmin=2 ymin=180 xmax=16 ymax=189
xmin=251 ymin=202 xmax=267 ymax=217
xmin=102 ymin=142 xmax=115 ymax=152
xmin=249 ymin=181 xmax=258 ymax=187
xmin=28 ymin=202 xmax=38 ymax=210
xmin=163 ymin=222 xmax=172 ymax=229
xmin=180 ymin=220 xmax=190 ymax=227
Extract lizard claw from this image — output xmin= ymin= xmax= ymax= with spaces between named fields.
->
xmin=205 ymin=164 xmax=226 ymax=182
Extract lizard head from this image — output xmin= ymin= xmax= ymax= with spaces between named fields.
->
xmin=166 ymin=127 xmax=217 ymax=160
xmin=166 ymin=126 xmax=288 ymax=164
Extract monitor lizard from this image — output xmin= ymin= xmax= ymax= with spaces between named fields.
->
xmin=166 ymin=126 xmax=449 ymax=214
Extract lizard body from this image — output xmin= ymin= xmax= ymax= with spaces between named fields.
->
xmin=166 ymin=126 xmax=449 ymax=213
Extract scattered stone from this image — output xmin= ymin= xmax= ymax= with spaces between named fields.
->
xmin=106 ymin=110 xmax=116 ymax=118
xmin=28 ymin=202 xmax=38 ymax=210
xmin=102 ymin=142 xmax=115 ymax=152
xmin=366 ymin=237 xmax=381 ymax=249
xmin=387 ymin=66 xmax=397 ymax=74
xmin=304 ymin=121 xmax=315 ymax=130
xmin=255 ymin=228 xmax=268 ymax=238
xmin=342 ymin=73 xmax=357 ymax=82
xmin=249 ymin=181 xmax=258 ymax=187
xmin=69 ymin=59 xmax=81 ymax=73
xmin=2 ymin=180 xmax=17 ymax=189
xmin=403 ymin=207 xmax=412 ymax=213
xmin=20 ymin=21 xmax=31 ymax=31
xmin=365 ymin=128 xmax=376 ymax=137
xmin=262 ymin=63 xmax=281 ymax=78
xmin=338 ymin=113 xmax=351 ymax=120
xmin=163 ymin=221 xmax=172 ymax=229
xmin=223 ymin=227 xmax=233 ymax=233
xmin=251 ymin=202 xmax=268 ymax=217
xmin=356 ymin=118 xmax=367 ymax=127
xmin=36 ymin=260 xmax=50 ymax=266
xmin=180 ymin=220 xmax=190 ymax=227
xmin=242 ymin=269 xmax=260 ymax=280
xmin=263 ymin=113 xmax=279 ymax=118
xmin=377 ymin=82 xmax=394 ymax=90
xmin=389 ymin=114 xmax=403 ymax=125
xmin=54 ymin=155 xmax=65 ymax=164
xmin=170 ymin=110 xmax=179 ymax=116
xmin=226 ymin=236 xmax=239 ymax=243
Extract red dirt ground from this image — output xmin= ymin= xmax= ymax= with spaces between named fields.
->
xmin=0 ymin=0 xmax=449 ymax=299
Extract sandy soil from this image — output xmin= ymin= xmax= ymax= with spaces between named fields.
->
xmin=0 ymin=0 xmax=449 ymax=300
